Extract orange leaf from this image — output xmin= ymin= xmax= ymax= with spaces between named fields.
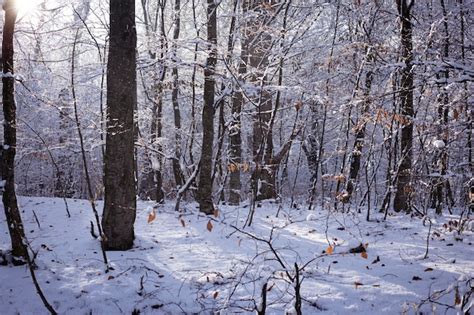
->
xmin=207 ymin=220 xmax=213 ymax=232
xmin=147 ymin=209 xmax=156 ymax=223
xmin=325 ymin=245 xmax=334 ymax=255
xmin=361 ymin=252 xmax=368 ymax=259
xmin=213 ymin=209 xmax=220 ymax=218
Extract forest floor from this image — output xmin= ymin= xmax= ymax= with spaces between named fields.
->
xmin=0 ymin=196 xmax=473 ymax=314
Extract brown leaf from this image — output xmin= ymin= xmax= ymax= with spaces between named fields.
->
xmin=325 ymin=245 xmax=334 ymax=255
xmin=294 ymin=101 xmax=303 ymax=111
xmin=147 ymin=209 xmax=156 ymax=224
xmin=455 ymin=286 xmax=461 ymax=305
xmin=207 ymin=220 xmax=213 ymax=232
xmin=213 ymin=291 xmax=219 ymax=299
xmin=180 ymin=218 xmax=186 ymax=227
xmin=213 ymin=209 xmax=220 ymax=218
xmin=228 ymin=163 xmax=238 ymax=173
xmin=424 ymin=267 xmax=433 ymax=272
xmin=267 ymin=283 xmax=275 ymax=292
xmin=453 ymin=108 xmax=459 ymax=121
xmin=107 ymin=275 xmax=115 ymax=280
xmin=361 ymin=252 xmax=368 ymax=259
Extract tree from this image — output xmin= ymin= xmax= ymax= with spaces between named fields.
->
xmin=102 ymin=0 xmax=137 ymax=250
xmin=393 ymin=0 xmax=415 ymax=213
xmin=1 ymin=0 xmax=27 ymax=260
xmin=197 ymin=0 xmax=217 ymax=215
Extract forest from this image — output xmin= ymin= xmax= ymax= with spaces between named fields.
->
xmin=0 ymin=0 xmax=473 ymax=313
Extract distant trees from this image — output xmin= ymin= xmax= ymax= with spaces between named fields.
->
xmin=102 ymin=0 xmax=137 ymax=250
xmin=1 ymin=0 xmax=471 ymax=220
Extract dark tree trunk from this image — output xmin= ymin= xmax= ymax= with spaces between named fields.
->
xmin=228 ymin=59 xmax=245 ymax=205
xmin=1 ymin=0 xmax=27 ymax=259
xmin=243 ymin=0 xmax=276 ymax=201
xmin=227 ymin=0 xmax=242 ymax=205
xmin=197 ymin=0 xmax=217 ymax=214
xmin=345 ymin=53 xmax=374 ymax=201
xmin=393 ymin=0 xmax=414 ymax=213
xmin=102 ymin=0 xmax=137 ymax=250
xmin=171 ymin=0 xmax=185 ymax=189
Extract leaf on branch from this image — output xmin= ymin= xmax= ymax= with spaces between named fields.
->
xmin=361 ymin=252 xmax=368 ymax=259
xmin=267 ymin=283 xmax=275 ymax=292
xmin=455 ymin=286 xmax=461 ymax=305
xmin=228 ymin=163 xmax=238 ymax=173
xmin=325 ymin=245 xmax=334 ymax=255
xmin=294 ymin=101 xmax=303 ymax=111
xmin=147 ymin=209 xmax=156 ymax=224
xmin=207 ymin=220 xmax=213 ymax=232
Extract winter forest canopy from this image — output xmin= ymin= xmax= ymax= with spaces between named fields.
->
xmin=0 ymin=0 xmax=473 ymax=314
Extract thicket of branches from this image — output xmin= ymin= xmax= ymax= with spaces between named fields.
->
xmin=4 ymin=0 xmax=473 ymax=214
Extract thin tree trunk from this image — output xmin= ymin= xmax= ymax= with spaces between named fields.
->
xmin=1 ymin=0 xmax=27 ymax=260
xmin=171 ymin=0 xmax=185 ymax=189
xmin=197 ymin=0 xmax=217 ymax=214
xmin=228 ymin=0 xmax=245 ymax=205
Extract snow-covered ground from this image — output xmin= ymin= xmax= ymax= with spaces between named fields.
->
xmin=1 ymin=197 xmax=473 ymax=314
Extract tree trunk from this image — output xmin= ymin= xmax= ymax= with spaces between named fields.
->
xmin=197 ymin=0 xmax=217 ymax=214
xmin=171 ymin=0 xmax=185 ymax=189
xmin=102 ymin=0 xmax=137 ymax=250
xmin=393 ymin=0 xmax=414 ymax=213
xmin=1 ymin=0 xmax=27 ymax=260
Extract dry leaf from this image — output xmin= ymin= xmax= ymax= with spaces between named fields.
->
xmin=147 ymin=209 xmax=156 ymax=224
xmin=107 ymin=275 xmax=115 ymax=280
xmin=228 ymin=163 xmax=238 ymax=173
xmin=213 ymin=209 xmax=220 ymax=218
xmin=295 ymin=101 xmax=303 ymax=111
xmin=267 ymin=283 xmax=275 ymax=292
xmin=213 ymin=291 xmax=219 ymax=299
xmin=455 ymin=286 xmax=461 ymax=305
xmin=361 ymin=252 xmax=368 ymax=259
xmin=207 ymin=220 xmax=213 ymax=232
xmin=325 ymin=245 xmax=334 ymax=255
xmin=180 ymin=218 xmax=186 ymax=227
xmin=453 ymin=108 xmax=459 ymax=121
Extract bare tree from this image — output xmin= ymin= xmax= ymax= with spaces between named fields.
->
xmin=197 ymin=0 xmax=218 ymax=214
xmin=393 ymin=0 xmax=415 ymax=212
xmin=102 ymin=0 xmax=137 ymax=250
xmin=1 ymin=0 xmax=27 ymax=260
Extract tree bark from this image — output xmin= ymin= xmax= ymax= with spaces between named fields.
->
xmin=197 ymin=0 xmax=217 ymax=214
xmin=393 ymin=0 xmax=414 ymax=213
xmin=171 ymin=0 xmax=185 ymax=189
xmin=102 ymin=0 xmax=137 ymax=250
xmin=1 ymin=0 xmax=27 ymax=259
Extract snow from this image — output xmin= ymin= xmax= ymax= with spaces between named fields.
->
xmin=0 ymin=197 xmax=473 ymax=314
xmin=432 ymin=139 xmax=446 ymax=149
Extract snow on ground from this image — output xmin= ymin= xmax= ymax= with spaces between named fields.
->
xmin=1 ymin=196 xmax=473 ymax=314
